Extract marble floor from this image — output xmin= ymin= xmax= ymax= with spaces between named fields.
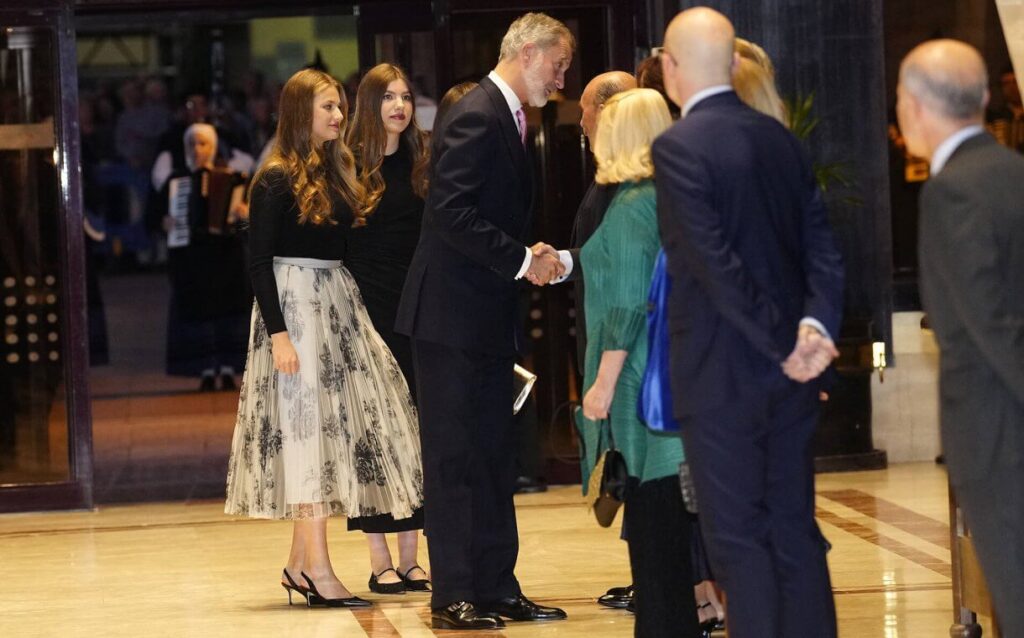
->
xmin=0 ymin=462 xmax=996 ymax=637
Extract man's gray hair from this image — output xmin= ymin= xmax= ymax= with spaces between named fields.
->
xmin=498 ymin=12 xmax=575 ymax=62
xmin=901 ymin=61 xmax=987 ymax=120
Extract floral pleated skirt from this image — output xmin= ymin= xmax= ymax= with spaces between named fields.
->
xmin=225 ymin=257 xmax=423 ymax=520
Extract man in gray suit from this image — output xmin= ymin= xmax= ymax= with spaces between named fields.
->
xmin=897 ymin=39 xmax=1024 ymax=634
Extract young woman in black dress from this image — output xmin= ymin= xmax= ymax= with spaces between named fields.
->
xmin=224 ymin=68 xmax=424 ymax=607
xmin=344 ymin=63 xmax=432 ymax=594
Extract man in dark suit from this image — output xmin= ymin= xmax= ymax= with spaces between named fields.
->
xmin=564 ymin=71 xmax=636 ymax=371
xmin=395 ymin=12 xmax=573 ymax=631
xmin=897 ymin=40 xmax=1024 ymax=635
xmin=553 ymin=69 xmax=638 ymax=610
xmin=652 ymin=9 xmax=844 ymax=638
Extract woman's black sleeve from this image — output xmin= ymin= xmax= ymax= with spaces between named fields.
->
xmin=249 ymin=170 xmax=289 ymax=335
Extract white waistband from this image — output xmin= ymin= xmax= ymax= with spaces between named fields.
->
xmin=273 ymin=257 xmax=342 ymax=269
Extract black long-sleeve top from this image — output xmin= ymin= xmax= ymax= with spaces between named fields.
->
xmin=249 ymin=168 xmax=353 ymax=335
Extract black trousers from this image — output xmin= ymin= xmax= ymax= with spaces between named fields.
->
xmin=625 ymin=475 xmax=701 ymax=638
xmin=514 ymin=390 xmax=543 ymax=479
xmin=956 ymin=463 xmax=1024 ymax=635
xmin=411 ymin=339 xmax=521 ymax=609
xmin=681 ymin=377 xmax=837 ymax=638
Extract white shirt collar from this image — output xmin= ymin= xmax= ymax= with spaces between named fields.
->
xmin=682 ymin=85 xmax=734 ymax=117
xmin=930 ymin=124 xmax=985 ymax=175
xmin=488 ymin=70 xmax=522 ymax=116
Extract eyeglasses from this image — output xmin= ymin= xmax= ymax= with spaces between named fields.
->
xmin=652 ymin=46 xmax=676 ymax=64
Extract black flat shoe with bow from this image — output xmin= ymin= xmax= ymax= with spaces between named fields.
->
xmin=431 ymin=601 xmax=505 ymax=630
xmin=369 ymin=568 xmax=406 ymax=594
xmin=399 ymin=565 xmax=431 ymax=592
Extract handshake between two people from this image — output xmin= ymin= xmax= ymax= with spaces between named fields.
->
xmin=525 ymin=242 xmax=566 ymax=286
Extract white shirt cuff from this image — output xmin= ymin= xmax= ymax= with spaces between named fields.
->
xmin=550 ymin=250 xmax=573 ymax=284
xmin=800 ymin=317 xmax=832 ymax=342
xmin=514 ymin=247 xmax=532 ymax=280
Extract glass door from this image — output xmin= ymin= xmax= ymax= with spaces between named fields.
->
xmin=0 ymin=5 xmax=93 ymax=512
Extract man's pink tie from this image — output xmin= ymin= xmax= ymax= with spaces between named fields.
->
xmin=515 ymin=108 xmax=527 ymax=147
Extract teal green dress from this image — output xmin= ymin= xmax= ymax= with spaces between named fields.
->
xmin=578 ymin=179 xmax=684 ymax=492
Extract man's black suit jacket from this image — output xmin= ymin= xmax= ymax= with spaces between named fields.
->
xmin=918 ymin=133 xmax=1024 ymax=486
xmin=396 ymin=77 xmax=532 ymax=356
xmin=653 ymin=91 xmax=844 ymax=418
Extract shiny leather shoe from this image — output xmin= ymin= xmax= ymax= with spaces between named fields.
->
xmin=431 ymin=601 xmax=505 ymax=630
xmin=478 ymin=594 xmax=567 ymax=621
xmin=514 ymin=475 xmax=548 ymax=494
xmin=281 ymin=568 xmax=307 ymax=605
xmin=700 ymin=617 xmax=726 ymax=637
xmin=301 ymin=572 xmax=372 ymax=608
xmin=597 ymin=584 xmax=634 ymax=609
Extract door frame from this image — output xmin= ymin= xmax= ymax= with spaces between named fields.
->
xmin=0 ymin=0 xmax=94 ymax=513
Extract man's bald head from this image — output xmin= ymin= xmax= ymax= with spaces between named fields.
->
xmin=661 ymin=8 xmax=735 ymax=107
xmin=580 ymin=71 xmax=637 ymax=140
xmin=897 ymin=39 xmax=989 ymax=160
xmin=900 ymin=40 xmax=988 ymax=121
xmin=587 ymin=71 xmax=637 ymax=108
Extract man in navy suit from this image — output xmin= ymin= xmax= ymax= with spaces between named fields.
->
xmin=396 ymin=12 xmax=573 ymax=631
xmin=652 ymin=9 xmax=844 ymax=638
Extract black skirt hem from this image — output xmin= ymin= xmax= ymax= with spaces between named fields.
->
xmin=347 ymin=506 xmax=424 ymax=533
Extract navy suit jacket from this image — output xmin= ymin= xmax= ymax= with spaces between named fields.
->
xmin=653 ymin=91 xmax=844 ymax=418
xmin=395 ymin=76 xmax=533 ymax=356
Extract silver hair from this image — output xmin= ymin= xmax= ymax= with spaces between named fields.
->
xmin=183 ymin=123 xmax=218 ymax=172
xmin=901 ymin=61 xmax=987 ymax=120
xmin=498 ymin=12 xmax=575 ymax=62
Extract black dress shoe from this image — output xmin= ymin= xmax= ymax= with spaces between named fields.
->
xmin=219 ymin=373 xmax=237 ymax=391
xmin=700 ymin=617 xmax=726 ymax=637
xmin=626 ymin=593 xmax=636 ymax=614
xmin=198 ymin=375 xmax=216 ymax=392
xmin=514 ymin=475 xmax=548 ymax=494
xmin=431 ymin=601 xmax=505 ymax=630
xmin=597 ymin=584 xmax=634 ymax=609
xmin=478 ymin=594 xmax=567 ymax=621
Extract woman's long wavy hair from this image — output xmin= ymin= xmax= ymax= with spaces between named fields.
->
xmin=254 ymin=68 xmax=368 ymax=226
xmin=346 ymin=64 xmax=430 ymax=214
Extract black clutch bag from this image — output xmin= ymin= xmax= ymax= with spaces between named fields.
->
xmin=590 ymin=446 xmax=628 ymax=527
xmin=579 ymin=410 xmax=629 ymax=527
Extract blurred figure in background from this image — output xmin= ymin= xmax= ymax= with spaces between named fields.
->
xmin=157 ymin=123 xmax=251 ymax=391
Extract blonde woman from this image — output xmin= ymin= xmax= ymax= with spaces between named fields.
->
xmin=577 ymin=87 xmax=700 ymax=638
xmin=734 ymin=37 xmax=775 ymax=77
xmin=733 ymin=55 xmax=787 ymax=125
